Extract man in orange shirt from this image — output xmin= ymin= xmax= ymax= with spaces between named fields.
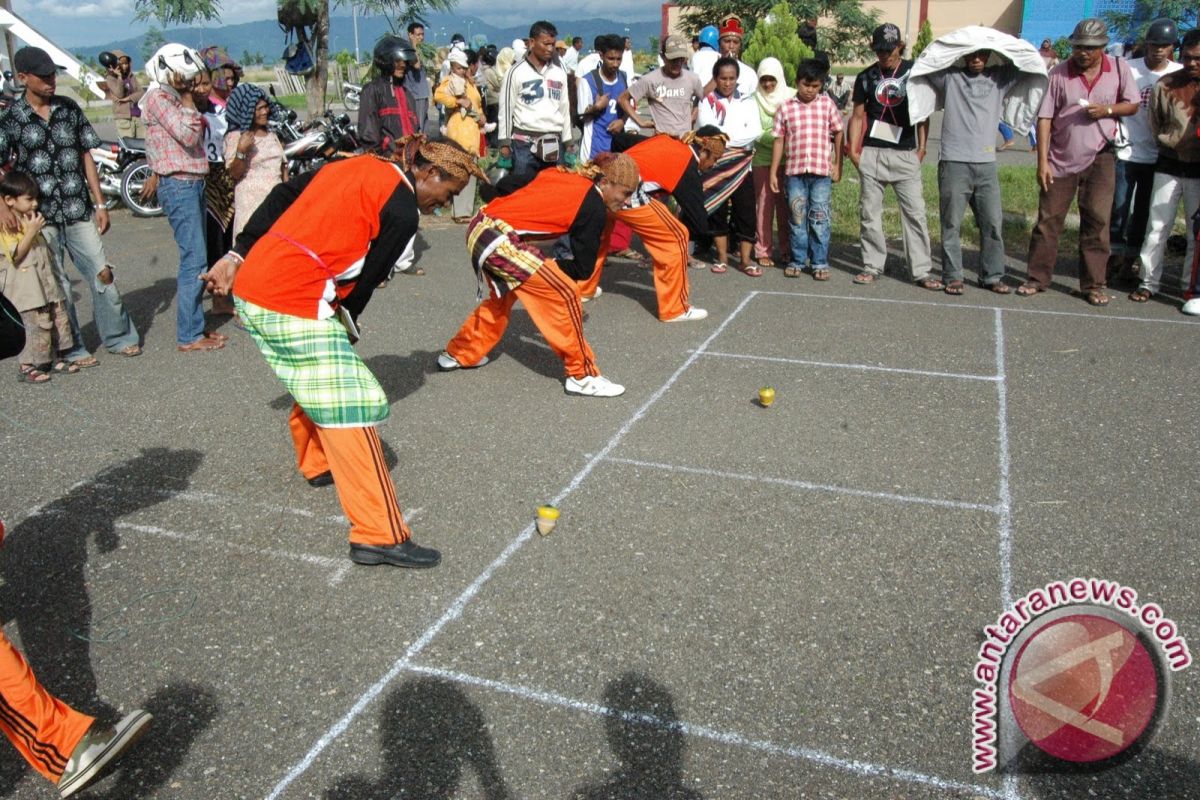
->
xmin=203 ymin=139 xmax=485 ymax=569
xmin=438 ymin=153 xmax=640 ymax=397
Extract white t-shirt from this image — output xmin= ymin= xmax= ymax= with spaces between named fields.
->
xmin=574 ymin=52 xmax=600 ymax=78
xmin=691 ymin=49 xmax=718 ymax=82
xmin=202 ymin=103 xmax=227 ymax=163
xmin=1123 ymin=57 xmax=1183 ymax=163
xmin=561 ymin=47 xmax=579 ymax=73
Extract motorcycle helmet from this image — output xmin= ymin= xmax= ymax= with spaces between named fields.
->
xmin=98 ymin=51 xmax=118 ymax=70
xmin=146 ymin=43 xmax=204 ymax=86
xmin=372 ymin=35 xmax=418 ymax=74
xmin=698 ymin=25 xmax=719 ymax=50
xmin=1143 ymin=18 xmax=1178 ymax=46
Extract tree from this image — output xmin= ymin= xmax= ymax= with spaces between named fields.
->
xmin=141 ymin=24 xmax=166 ymax=63
xmin=133 ymin=0 xmax=220 ymax=27
xmin=682 ymin=0 xmax=880 ymax=63
xmin=912 ymin=19 xmax=932 ymax=58
xmin=742 ymin=3 xmax=813 ymax=78
xmin=1103 ymin=0 xmax=1198 ymax=44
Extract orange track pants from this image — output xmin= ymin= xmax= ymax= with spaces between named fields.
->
xmin=289 ymin=403 xmax=412 ymax=546
xmin=0 ymin=631 xmax=92 ymax=783
xmin=445 ymin=258 xmax=600 ymax=379
xmin=578 ymin=199 xmax=692 ymax=320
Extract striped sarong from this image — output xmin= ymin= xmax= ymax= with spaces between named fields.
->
xmin=466 ymin=211 xmax=547 ymax=299
xmin=234 ymin=298 xmax=388 ymax=428
xmin=701 ymin=146 xmax=754 ymax=214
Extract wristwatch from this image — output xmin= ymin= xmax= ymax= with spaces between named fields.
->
xmin=235 ymin=152 xmax=248 ymax=161
xmin=1107 ymin=106 xmax=1113 ymax=117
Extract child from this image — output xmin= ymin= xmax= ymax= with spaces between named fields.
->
xmin=769 ymin=59 xmax=844 ymax=280
xmin=446 ymin=49 xmax=483 ymax=124
xmin=0 ymin=171 xmax=78 ymax=382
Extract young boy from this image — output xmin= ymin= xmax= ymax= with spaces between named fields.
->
xmin=0 ymin=171 xmax=79 ymax=382
xmin=446 ymin=49 xmax=483 ymax=124
xmin=769 ymin=59 xmax=844 ymax=280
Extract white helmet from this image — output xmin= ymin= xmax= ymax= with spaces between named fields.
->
xmin=146 ymin=43 xmax=204 ymax=85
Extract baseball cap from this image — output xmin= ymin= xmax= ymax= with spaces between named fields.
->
xmin=13 ymin=47 xmax=63 ymax=77
xmin=1069 ymin=18 xmax=1110 ymax=48
xmin=663 ymin=34 xmax=690 ymax=61
xmin=555 ymin=40 xmax=567 ymax=50
xmin=871 ymin=23 xmax=902 ymax=51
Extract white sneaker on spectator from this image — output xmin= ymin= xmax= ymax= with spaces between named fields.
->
xmin=664 ymin=307 xmax=708 ymax=322
xmin=564 ymin=374 xmax=625 ymax=397
xmin=437 ymin=352 xmax=490 ymax=371
xmin=1182 ymin=298 xmax=1200 ymax=316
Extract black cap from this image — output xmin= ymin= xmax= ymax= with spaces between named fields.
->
xmin=871 ymin=23 xmax=902 ymax=52
xmin=13 ymin=47 xmax=62 ymax=77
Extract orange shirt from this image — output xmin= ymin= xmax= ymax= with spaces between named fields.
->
xmin=483 ymin=169 xmax=596 ymax=237
xmin=626 ymin=135 xmax=692 ymax=193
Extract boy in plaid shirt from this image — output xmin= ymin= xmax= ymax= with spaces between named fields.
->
xmin=769 ymin=59 xmax=844 ymax=280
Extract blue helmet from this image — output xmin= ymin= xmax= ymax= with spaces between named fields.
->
xmin=698 ymin=25 xmax=719 ymax=50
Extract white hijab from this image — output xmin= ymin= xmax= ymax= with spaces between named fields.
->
xmin=754 ymin=57 xmax=796 ymax=117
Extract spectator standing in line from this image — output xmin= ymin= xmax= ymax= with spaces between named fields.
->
xmin=223 ymin=83 xmax=287 ymax=239
xmin=713 ymin=16 xmax=759 ymax=97
xmin=498 ymin=20 xmax=572 ymax=179
xmin=769 ymin=59 xmax=843 ymax=281
xmin=1040 ymin=39 xmax=1060 ymax=70
xmin=620 ymin=37 xmax=636 ymax=84
xmin=619 ymin=35 xmax=704 ymax=137
xmin=101 ymin=50 xmax=144 ymax=139
xmin=691 ymin=25 xmax=720 ymax=86
xmin=1133 ymin=28 xmax=1200 ymax=309
xmin=827 ymin=74 xmax=851 ymax=110
xmin=405 ymin=22 xmax=434 ymax=135
xmin=925 ymin=47 xmax=1022 ymax=294
xmin=358 ymin=36 xmax=419 ymax=151
xmin=1112 ymin=18 xmax=1181 ymax=289
xmin=0 ymin=46 xmax=142 ymax=364
xmin=697 ymin=56 xmax=763 ymax=276
xmin=1019 ymin=19 xmax=1138 ymax=305
xmin=846 ymin=24 xmax=941 ymax=290
xmin=193 ymin=57 xmax=236 ymax=318
xmin=576 ymin=35 xmax=629 ymax=163
xmin=564 ymin=37 xmax=583 ymax=73
xmin=484 ymin=46 xmax=514 ymax=143
xmin=143 ymin=44 xmax=225 ymax=352
xmin=434 ymin=50 xmax=485 ymax=222
xmin=751 ymin=57 xmax=795 ymax=269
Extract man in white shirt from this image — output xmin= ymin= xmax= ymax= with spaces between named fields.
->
xmin=1112 ymin=18 xmax=1182 ymax=286
xmin=562 ymin=37 xmax=581 ymax=73
xmin=499 ymin=20 xmax=572 ymax=179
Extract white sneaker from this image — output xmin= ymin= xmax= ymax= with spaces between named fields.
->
xmin=436 ymin=351 xmax=490 ymax=371
xmin=664 ymin=307 xmax=708 ymax=322
xmin=1182 ymin=298 xmax=1200 ymax=316
xmin=58 ymin=710 xmax=152 ymax=797
xmin=564 ymin=374 xmax=625 ymax=397
xmin=580 ymin=286 xmax=603 ymax=303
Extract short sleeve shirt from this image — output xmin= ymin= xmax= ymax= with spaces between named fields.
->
xmin=771 ymin=94 xmax=843 ymax=176
xmin=1038 ymin=56 xmax=1139 ymax=177
xmin=0 ymin=95 xmax=101 ymax=225
xmin=930 ymin=66 xmax=1019 ymax=163
xmin=852 ymin=59 xmax=917 ymax=150
xmin=628 ymin=68 xmax=703 ymax=136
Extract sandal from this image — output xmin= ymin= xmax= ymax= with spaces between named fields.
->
xmin=116 ymin=344 xmax=142 ymax=357
xmin=204 ymin=331 xmax=229 ymax=343
xmin=739 ymin=263 xmax=763 ymax=278
xmin=944 ymin=280 xmax=965 ymax=295
xmin=51 ymin=360 xmax=80 ymax=374
xmin=688 ymin=258 xmax=708 ymax=270
xmin=710 ymin=262 xmax=728 ymax=274
xmin=1015 ymin=283 xmax=1043 ymax=297
xmin=611 ymin=248 xmax=646 ymax=265
xmin=1128 ymin=288 xmax=1152 ymax=303
xmin=18 ymin=364 xmax=50 ymax=383
xmin=68 ymin=355 xmax=99 ymax=368
xmin=985 ymin=282 xmax=1012 ymax=294
xmin=757 ymin=257 xmax=775 ymax=269
xmin=1086 ymin=289 xmax=1111 ymax=307
xmin=813 ymin=268 xmax=830 ymax=281
xmin=177 ymin=338 xmax=226 ymax=352
xmin=783 ymin=266 xmax=801 ymax=278
xmin=853 ymin=272 xmax=876 ymax=285
xmin=916 ymin=277 xmax=944 ymax=291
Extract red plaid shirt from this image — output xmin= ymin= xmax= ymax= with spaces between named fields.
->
xmin=771 ymin=94 xmax=843 ymax=176
xmin=143 ymin=87 xmax=207 ymax=178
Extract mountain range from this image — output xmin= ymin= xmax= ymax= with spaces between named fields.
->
xmin=69 ymin=12 xmax=663 ymax=66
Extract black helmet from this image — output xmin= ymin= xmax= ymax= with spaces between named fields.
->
xmin=373 ymin=35 xmax=417 ymax=74
xmin=1144 ymin=18 xmax=1179 ymax=46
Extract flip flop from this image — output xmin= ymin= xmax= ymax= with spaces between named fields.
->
xmin=710 ymin=262 xmax=728 ymax=274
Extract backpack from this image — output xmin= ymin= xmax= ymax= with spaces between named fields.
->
xmin=283 ymin=34 xmax=314 ymax=76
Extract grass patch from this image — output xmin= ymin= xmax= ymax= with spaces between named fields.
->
xmin=275 ymin=93 xmax=311 ymax=111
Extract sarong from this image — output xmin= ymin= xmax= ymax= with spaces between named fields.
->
xmin=701 ymin=146 xmax=754 ymax=214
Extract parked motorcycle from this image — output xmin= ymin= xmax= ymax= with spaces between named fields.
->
xmin=90 ymin=137 xmax=162 ymax=217
xmin=267 ymin=93 xmax=359 ymax=176
xmin=343 ymin=81 xmax=361 ymax=111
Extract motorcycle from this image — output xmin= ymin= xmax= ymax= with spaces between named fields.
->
xmin=267 ymin=93 xmax=359 ymax=176
xmin=90 ymin=137 xmax=162 ymax=217
xmin=343 ymin=81 xmax=361 ymax=112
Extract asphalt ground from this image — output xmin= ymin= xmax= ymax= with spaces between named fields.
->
xmin=1 ymin=177 xmax=1199 ymax=800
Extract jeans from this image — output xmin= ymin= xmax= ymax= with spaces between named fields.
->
xmin=785 ymin=174 xmax=832 ymax=268
xmin=510 ymin=137 xmax=557 ymax=180
xmin=1109 ymin=160 xmax=1156 ymax=259
xmin=44 ymin=217 xmax=140 ymax=359
xmin=157 ymin=176 xmax=209 ymax=345
xmin=937 ymin=161 xmax=1005 ymax=285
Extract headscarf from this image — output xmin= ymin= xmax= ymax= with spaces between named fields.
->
xmin=754 ymin=57 xmax=796 ymax=117
xmin=577 ymin=151 xmax=640 ymax=191
xmin=225 ymin=83 xmax=267 ymax=132
xmin=199 ymin=46 xmax=241 ymax=93
xmin=495 ymin=47 xmax=515 ymax=79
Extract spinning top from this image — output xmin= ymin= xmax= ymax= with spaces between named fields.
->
xmin=758 ymin=386 xmax=776 ymax=408
xmin=536 ymin=505 xmax=560 ymax=536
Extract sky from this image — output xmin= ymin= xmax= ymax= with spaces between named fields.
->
xmin=10 ymin=0 xmax=665 ymax=48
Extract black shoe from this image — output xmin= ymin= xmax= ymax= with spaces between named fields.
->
xmin=306 ymin=471 xmax=334 ymax=487
xmin=349 ymin=540 xmax=441 ymax=568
